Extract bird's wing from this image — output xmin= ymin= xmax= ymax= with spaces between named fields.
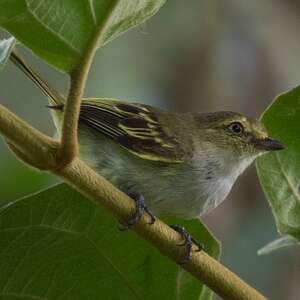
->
xmin=79 ymin=98 xmax=184 ymax=163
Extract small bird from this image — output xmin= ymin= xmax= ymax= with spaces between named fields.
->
xmin=10 ymin=51 xmax=285 ymax=259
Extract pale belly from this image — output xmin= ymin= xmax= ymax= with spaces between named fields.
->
xmin=78 ymin=127 xmax=253 ymax=219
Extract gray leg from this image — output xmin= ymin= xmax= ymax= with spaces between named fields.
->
xmin=170 ymin=225 xmax=203 ymax=263
xmin=120 ymin=191 xmax=156 ymax=230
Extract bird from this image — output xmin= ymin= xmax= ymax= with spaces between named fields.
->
xmin=9 ymin=51 xmax=285 ymax=260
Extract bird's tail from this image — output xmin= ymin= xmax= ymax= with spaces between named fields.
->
xmin=10 ymin=51 xmax=65 ymax=107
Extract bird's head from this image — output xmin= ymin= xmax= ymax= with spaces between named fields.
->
xmin=195 ymin=111 xmax=285 ymax=159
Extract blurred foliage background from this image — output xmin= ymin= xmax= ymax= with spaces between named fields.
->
xmin=0 ymin=1 xmax=299 ymax=299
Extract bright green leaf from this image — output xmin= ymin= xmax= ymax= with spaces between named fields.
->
xmin=0 ymin=0 xmax=166 ymax=72
xmin=256 ymin=86 xmax=300 ymax=251
xmin=0 ymin=183 xmax=220 ymax=300
xmin=0 ymin=37 xmax=15 ymax=71
xmin=257 ymin=235 xmax=300 ymax=255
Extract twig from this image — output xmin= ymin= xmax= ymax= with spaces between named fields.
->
xmin=56 ymin=65 xmax=91 ymax=167
xmin=56 ymin=1 xmax=119 ymax=168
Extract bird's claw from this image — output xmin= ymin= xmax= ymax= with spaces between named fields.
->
xmin=119 ymin=192 xmax=156 ymax=230
xmin=170 ymin=225 xmax=203 ymax=264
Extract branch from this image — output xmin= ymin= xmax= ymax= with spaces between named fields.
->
xmin=0 ymin=103 xmax=266 ymax=299
xmin=59 ymin=158 xmax=266 ymax=300
xmin=0 ymin=104 xmax=58 ymax=169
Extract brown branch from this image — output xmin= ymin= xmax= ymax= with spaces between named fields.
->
xmin=0 ymin=104 xmax=58 ymax=169
xmin=58 ymin=157 xmax=267 ymax=300
xmin=0 ymin=104 xmax=266 ymax=299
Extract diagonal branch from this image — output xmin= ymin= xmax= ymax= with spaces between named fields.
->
xmin=0 ymin=104 xmax=58 ymax=169
xmin=0 ymin=102 xmax=266 ymax=300
xmin=59 ymin=157 xmax=267 ymax=300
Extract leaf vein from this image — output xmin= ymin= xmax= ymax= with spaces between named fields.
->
xmin=87 ymin=0 xmax=97 ymax=25
xmin=276 ymin=153 xmax=300 ymax=206
xmin=24 ymin=0 xmax=80 ymax=54
xmin=2 ymin=231 xmax=54 ymax=293
xmin=0 ymin=292 xmax=46 ymax=300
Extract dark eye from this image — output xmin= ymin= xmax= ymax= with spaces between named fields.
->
xmin=228 ymin=122 xmax=244 ymax=134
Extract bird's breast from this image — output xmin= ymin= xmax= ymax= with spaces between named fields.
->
xmin=190 ymin=154 xmax=256 ymax=216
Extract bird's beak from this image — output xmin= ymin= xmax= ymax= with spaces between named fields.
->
xmin=253 ymin=137 xmax=286 ymax=151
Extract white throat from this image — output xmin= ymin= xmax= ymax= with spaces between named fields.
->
xmin=194 ymin=153 xmax=258 ymax=216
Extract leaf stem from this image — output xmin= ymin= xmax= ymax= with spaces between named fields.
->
xmin=56 ymin=0 xmax=119 ymax=168
xmin=57 ymin=56 xmax=94 ymax=167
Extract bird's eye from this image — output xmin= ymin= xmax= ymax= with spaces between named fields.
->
xmin=228 ymin=122 xmax=244 ymax=134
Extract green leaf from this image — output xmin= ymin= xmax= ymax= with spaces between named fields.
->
xmin=0 ymin=184 xmax=220 ymax=300
xmin=0 ymin=37 xmax=15 ymax=71
xmin=257 ymin=235 xmax=300 ymax=255
xmin=0 ymin=0 xmax=166 ymax=72
xmin=256 ymin=86 xmax=300 ymax=251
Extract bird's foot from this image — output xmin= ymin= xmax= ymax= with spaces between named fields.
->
xmin=170 ymin=225 xmax=203 ymax=263
xmin=119 ymin=191 xmax=156 ymax=230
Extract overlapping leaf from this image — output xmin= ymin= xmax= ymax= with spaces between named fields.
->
xmin=0 ymin=184 xmax=220 ymax=300
xmin=257 ymin=86 xmax=300 ymax=253
xmin=0 ymin=0 xmax=166 ymax=72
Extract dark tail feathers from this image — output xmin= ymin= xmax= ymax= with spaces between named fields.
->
xmin=10 ymin=51 xmax=64 ymax=105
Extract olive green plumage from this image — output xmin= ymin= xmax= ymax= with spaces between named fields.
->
xmin=10 ymin=51 xmax=285 ymax=218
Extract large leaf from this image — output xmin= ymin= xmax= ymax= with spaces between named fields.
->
xmin=0 ymin=184 xmax=220 ymax=300
xmin=0 ymin=0 xmax=166 ymax=72
xmin=256 ymin=86 xmax=300 ymax=252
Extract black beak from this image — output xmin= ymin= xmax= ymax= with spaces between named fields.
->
xmin=253 ymin=137 xmax=286 ymax=151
